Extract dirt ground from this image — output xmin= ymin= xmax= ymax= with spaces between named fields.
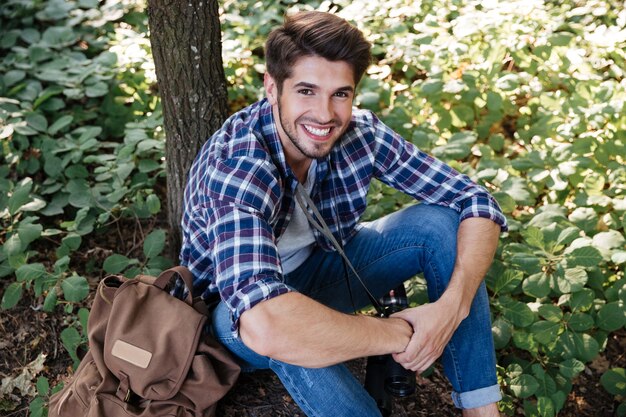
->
xmin=1 ymin=283 xmax=624 ymax=417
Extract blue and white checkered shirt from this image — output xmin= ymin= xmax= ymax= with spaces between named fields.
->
xmin=180 ymin=98 xmax=507 ymax=332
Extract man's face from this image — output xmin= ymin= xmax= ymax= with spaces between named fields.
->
xmin=265 ymin=55 xmax=355 ymax=173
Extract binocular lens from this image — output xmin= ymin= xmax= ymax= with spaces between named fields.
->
xmin=385 ymin=375 xmax=416 ymax=397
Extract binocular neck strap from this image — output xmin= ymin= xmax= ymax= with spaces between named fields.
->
xmin=295 ymin=183 xmax=385 ymax=316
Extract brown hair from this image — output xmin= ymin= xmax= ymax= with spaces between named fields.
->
xmin=265 ymin=11 xmax=372 ymax=91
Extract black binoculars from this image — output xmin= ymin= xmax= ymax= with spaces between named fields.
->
xmin=364 ymin=284 xmax=416 ymax=417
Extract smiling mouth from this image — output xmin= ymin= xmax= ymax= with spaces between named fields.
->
xmin=303 ymin=124 xmax=332 ymax=137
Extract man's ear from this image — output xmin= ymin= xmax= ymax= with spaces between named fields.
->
xmin=264 ymin=72 xmax=278 ymax=105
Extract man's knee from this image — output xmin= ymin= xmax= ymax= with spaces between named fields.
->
xmin=402 ymin=204 xmax=459 ymax=249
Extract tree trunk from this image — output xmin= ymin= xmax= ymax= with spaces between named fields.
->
xmin=147 ymin=0 xmax=228 ymax=256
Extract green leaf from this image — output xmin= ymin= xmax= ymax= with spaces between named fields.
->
xmin=43 ymin=289 xmax=58 ymax=312
xmin=499 ymin=297 xmax=535 ymax=327
xmin=559 ymin=358 xmax=585 ymax=378
xmin=103 ymin=254 xmax=130 ymax=274
xmin=597 ymin=302 xmax=625 ymax=332
xmin=143 ymin=229 xmax=166 ymax=259
xmin=537 ymin=396 xmax=555 ymax=417
xmin=4 ymin=70 xmax=26 ymax=87
xmin=48 ymin=115 xmax=74 ymax=135
xmin=421 ymin=80 xmax=443 ymax=95
xmin=62 ymin=234 xmax=82 ymax=251
xmin=523 ymin=227 xmax=545 ymax=249
xmin=601 ymin=368 xmax=626 ymax=397
xmin=146 ymin=255 xmax=173 ymax=271
xmin=523 ymin=272 xmax=551 ymax=298
xmin=557 ymin=267 xmax=587 ymax=294
xmin=43 ymin=155 xmax=63 ymax=178
xmin=26 ymin=113 xmax=48 ymax=132
xmin=492 ymin=191 xmax=516 ymax=213
xmin=513 ymin=328 xmax=538 ymax=353
xmin=613 ymin=251 xmax=626 ymax=264
xmin=17 ymin=220 xmax=43 ymax=246
xmin=538 ymin=304 xmax=563 ymax=322
xmin=29 ymin=397 xmax=45 ymax=417
xmin=450 ymin=104 xmax=474 ymax=128
xmin=0 ymin=261 xmax=14 ymax=278
xmin=138 ymin=159 xmax=162 ymax=173
xmin=85 ymin=82 xmax=109 ymax=97
xmin=558 ymin=330 xmax=600 ymax=362
xmin=566 ymin=246 xmax=603 ymax=267
xmin=551 ymin=390 xmax=567 ymax=414
xmin=492 ymin=317 xmax=513 ymax=349
xmin=146 ymin=194 xmax=161 ymax=214
xmin=568 ymin=313 xmax=594 ymax=332
xmin=9 ymin=180 xmax=33 ymax=216
xmin=36 ymin=376 xmax=50 ymax=395
xmin=556 ymin=227 xmax=580 ymax=247
xmin=78 ymin=308 xmax=89 ymax=330
xmin=16 ymin=263 xmax=47 ymax=282
xmin=532 ymin=364 xmax=557 ymax=397
xmin=60 ymin=327 xmax=82 ymax=367
xmin=357 ymin=91 xmax=381 ymax=110
xmin=501 ymin=177 xmax=534 ymax=205
xmin=493 ymin=270 xmax=523 ymax=295
xmin=509 ymin=252 xmax=542 ymax=273
xmin=592 ymin=230 xmax=625 ymax=252
xmin=432 ymin=143 xmax=471 ymax=160
xmin=42 ymin=26 xmax=77 ymax=46
xmin=1 ymin=282 xmax=23 ymax=309
xmin=495 ymin=73 xmax=520 ymax=91
xmin=569 ymin=207 xmax=597 ymax=233
xmin=531 ymin=320 xmax=561 ymax=345
xmin=567 ymin=288 xmax=595 ymax=312
xmin=508 ymin=374 xmax=539 ymax=398
xmin=61 ymin=275 xmax=90 ymax=302
xmin=486 ymin=92 xmax=503 ymax=111
xmin=583 ymin=172 xmax=605 ymax=196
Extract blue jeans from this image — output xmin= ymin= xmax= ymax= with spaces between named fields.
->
xmin=212 ymin=204 xmax=501 ymax=416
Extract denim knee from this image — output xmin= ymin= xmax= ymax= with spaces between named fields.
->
xmin=403 ymin=204 xmax=459 ymax=249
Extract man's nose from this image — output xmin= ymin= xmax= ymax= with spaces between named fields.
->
xmin=314 ymin=97 xmax=334 ymax=124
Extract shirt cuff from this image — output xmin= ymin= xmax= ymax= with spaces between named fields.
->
xmin=459 ymin=194 xmax=509 ymax=232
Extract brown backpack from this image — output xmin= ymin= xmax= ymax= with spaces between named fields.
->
xmin=48 ymin=266 xmax=240 ymax=417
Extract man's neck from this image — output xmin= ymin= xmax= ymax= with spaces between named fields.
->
xmin=289 ymin=158 xmax=312 ymax=184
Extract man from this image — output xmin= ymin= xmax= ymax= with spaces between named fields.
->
xmin=180 ymin=10 xmax=507 ymax=417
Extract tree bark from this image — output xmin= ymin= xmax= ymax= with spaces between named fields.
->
xmin=147 ymin=0 xmax=228 ymax=256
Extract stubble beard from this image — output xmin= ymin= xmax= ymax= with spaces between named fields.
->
xmin=276 ymin=99 xmax=338 ymax=160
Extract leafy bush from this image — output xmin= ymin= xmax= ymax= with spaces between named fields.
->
xmin=0 ymin=0 xmax=168 ymax=314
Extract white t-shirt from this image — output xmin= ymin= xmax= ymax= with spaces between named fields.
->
xmin=277 ymin=161 xmax=317 ymax=274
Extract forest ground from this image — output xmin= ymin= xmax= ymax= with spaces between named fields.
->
xmin=1 ymin=274 xmax=623 ymax=416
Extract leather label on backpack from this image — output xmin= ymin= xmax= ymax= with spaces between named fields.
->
xmin=111 ymin=340 xmax=152 ymax=369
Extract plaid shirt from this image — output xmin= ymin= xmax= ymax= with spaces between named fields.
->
xmin=180 ymin=98 xmax=507 ymax=332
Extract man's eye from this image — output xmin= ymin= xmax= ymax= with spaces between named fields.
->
xmin=335 ymin=91 xmax=349 ymax=98
xmin=298 ymin=89 xmax=313 ymax=95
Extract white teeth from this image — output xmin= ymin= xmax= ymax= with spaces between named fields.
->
xmin=304 ymin=125 xmax=331 ymax=136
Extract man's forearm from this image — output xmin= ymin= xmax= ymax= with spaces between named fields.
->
xmin=239 ymin=292 xmax=413 ymax=368
xmin=438 ymin=217 xmax=501 ymax=318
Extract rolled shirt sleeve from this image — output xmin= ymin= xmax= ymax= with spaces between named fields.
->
xmin=370 ymin=113 xmax=508 ymax=231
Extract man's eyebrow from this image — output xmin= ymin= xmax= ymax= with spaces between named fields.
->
xmin=292 ymin=82 xmax=355 ymax=93
xmin=293 ymin=81 xmax=318 ymax=89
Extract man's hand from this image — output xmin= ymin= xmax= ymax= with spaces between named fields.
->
xmin=390 ymin=298 xmax=464 ymax=373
